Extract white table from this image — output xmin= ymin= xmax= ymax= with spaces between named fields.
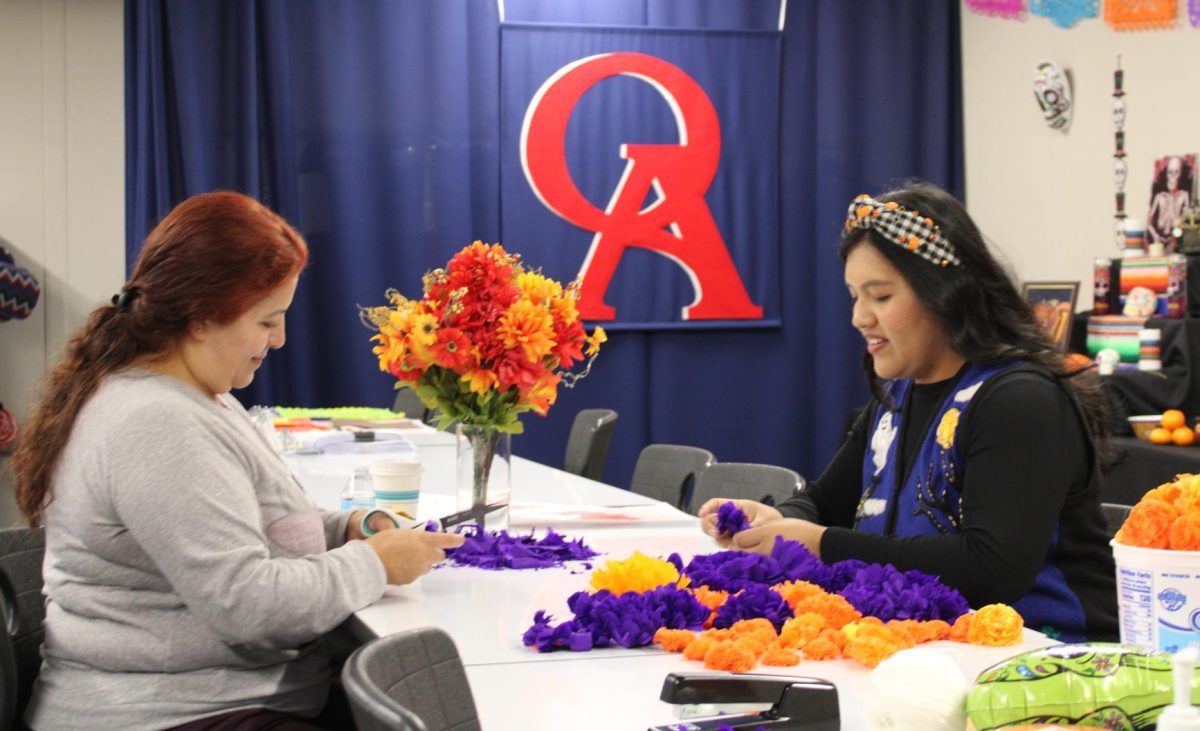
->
xmin=287 ymin=431 xmax=1054 ymax=730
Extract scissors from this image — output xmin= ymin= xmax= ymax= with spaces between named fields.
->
xmin=358 ymin=502 xmax=507 ymax=536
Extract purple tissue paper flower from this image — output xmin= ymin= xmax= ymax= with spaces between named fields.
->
xmin=716 ymin=501 xmax=751 ymax=536
xmin=522 ymin=585 xmax=707 ymax=653
xmin=444 ymin=526 xmax=599 ymax=570
xmin=712 ymin=585 xmax=793 ymax=631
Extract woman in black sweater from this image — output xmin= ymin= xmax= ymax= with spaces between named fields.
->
xmin=700 ymin=183 xmax=1118 ymax=642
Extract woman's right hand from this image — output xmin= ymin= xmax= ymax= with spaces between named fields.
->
xmin=697 ymin=498 xmax=783 ymax=542
xmin=364 ymin=529 xmax=466 ymax=585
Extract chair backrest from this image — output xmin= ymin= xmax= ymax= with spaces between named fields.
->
xmin=0 ymin=527 xmax=45 ymax=728
xmin=343 ymin=626 xmax=481 ymax=731
xmin=1101 ymin=502 xmax=1132 ymax=540
xmin=688 ymin=463 xmax=806 ymax=515
xmin=630 ymin=444 xmax=716 ymax=510
xmin=563 ymin=409 xmax=618 ymax=482
xmin=392 ymin=389 xmax=431 ymax=424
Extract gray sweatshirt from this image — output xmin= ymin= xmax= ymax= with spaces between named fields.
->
xmin=25 ymin=368 xmax=387 ymax=730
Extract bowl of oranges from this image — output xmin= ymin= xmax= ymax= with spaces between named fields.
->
xmin=1132 ymin=409 xmax=1197 ymax=446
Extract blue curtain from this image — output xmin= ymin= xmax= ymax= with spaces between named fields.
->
xmin=125 ymin=0 xmax=962 ymax=490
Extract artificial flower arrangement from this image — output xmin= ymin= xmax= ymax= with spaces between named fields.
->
xmin=1115 ymin=473 xmax=1200 ymax=549
xmin=523 ymin=503 xmax=1024 ymax=671
xmin=361 ymin=242 xmax=606 ymax=432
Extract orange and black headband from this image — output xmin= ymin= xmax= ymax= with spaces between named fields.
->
xmin=844 ymin=195 xmax=962 ymax=268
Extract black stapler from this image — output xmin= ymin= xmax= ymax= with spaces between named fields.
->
xmin=648 ymin=672 xmax=839 ymax=731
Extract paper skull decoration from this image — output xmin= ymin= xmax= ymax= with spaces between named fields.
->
xmin=1033 ymin=61 xmax=1072 ymax=132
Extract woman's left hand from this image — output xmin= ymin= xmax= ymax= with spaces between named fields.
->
xmin=729 ymin=518 xmax=826 ymax=557
xmin=345 ymin=510 xmax=398 ymax=541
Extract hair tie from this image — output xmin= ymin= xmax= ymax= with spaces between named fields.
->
xmin=111 ymin=287 xmax=140 ymax=313
xmin=844 ymin=195 xmax=962 ymax=268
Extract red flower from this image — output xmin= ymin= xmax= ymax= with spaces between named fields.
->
xmin=552 ymin=316 xmax=586 ymax=368
xmin=496 ymin=350 xmax=542 ymax=392
xmin=431 ymin=327 xmax=475 ymax=372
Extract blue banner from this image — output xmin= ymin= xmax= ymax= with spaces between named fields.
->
xmin=500 ymin=23 xmax=782 ymax=330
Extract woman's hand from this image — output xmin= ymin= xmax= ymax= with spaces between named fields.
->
xmin=345 ymin=510 xmax=399 ymax=542
xmin=729 ymin=518 xmax=826 ymax=557
xmin=364 ymin=529 xmax=466 ymax=585
xmin=698 ymin=498 xmax=783 ymax=545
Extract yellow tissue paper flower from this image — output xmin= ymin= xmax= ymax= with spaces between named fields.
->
xmin=936 ymin=408 xmax=960 ymax=450
xmin=589 ymin=551 xmax=690 ymax=594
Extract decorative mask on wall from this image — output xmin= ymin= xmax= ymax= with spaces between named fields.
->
xmin=1033 ymin=61 xmax=1072 ymax=131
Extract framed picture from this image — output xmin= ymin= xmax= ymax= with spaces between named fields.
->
xmin=1022 ymin=281 xmax=1079 ymax=352
xmin=1147 ymin=154 xmax=1197 ymax=251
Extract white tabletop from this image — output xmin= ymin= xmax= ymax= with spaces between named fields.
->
xmin=286 ymin=430 xmax=1054 ymax=730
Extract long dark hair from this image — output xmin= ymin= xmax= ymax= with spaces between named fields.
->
xmin=839 ymin=182 xmax=1109 ymax=447
xmin=11 ymin=191 xmax=309 ymax=526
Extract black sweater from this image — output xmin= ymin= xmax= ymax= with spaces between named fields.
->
xmin=778 ymin=370 xmax=1119 ymax=641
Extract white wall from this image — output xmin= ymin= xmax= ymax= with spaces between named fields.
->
xmin=962 ymin=7 xmax=1200 ymax=310
xmin=0 ymin=0 xmax=125 ymax=525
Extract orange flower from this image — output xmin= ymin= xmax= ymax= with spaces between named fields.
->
xmin=792 ymin=593 xmax=863 ymax=629
xmin=761 ymin=643 xmax=801 ymax=667
xmin=499 ymin=298 xmax=555 ymax=364
xmin=920 ymin=620 xmax=952 ymax=642
xmin=818 ymin=628 xmax=847 ymax=651
xmin=845 ymin=635 xmax=901 ymax=668
xmin=585 ymin=326 xmax=607 ymax=357
xmin=779 ymin=613 xmax=826 ymax=649
xmin=690 ymin=586 xmax=729 ymax=610
xmin=734 ymin=635 xmax=768 ymax=658
xmin=772 ymin=580 xmax=826 ymax=609
xmin=1144 ymin=481 xmax=1183 ymax=506
xmin=802 ymin=636 xmax=842 ymax=661
xmin=730 ymin=618 xmax=778 ymax=640
xmin=683 ymin=635 xmax=718 ymax=661
xmin=966 ymin=604 xmax=1024 ymax=646
xmin=653 ymin=628 xmax=696 ymax=653
xmin=1116 ymin=498 xmax=1181 ymax=548
xmin=460 ymin=367 xmax=499 ymax=396
xmin=949 ymin=614 xmax=972 ymax=642
xmin=1169 ymin=512 xmax=1200 ymax=550
xmin=704 ymin=642 xmax=756 ymax=672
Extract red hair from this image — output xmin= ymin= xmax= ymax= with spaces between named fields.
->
xmin=11 ymin=191 xmax=308 ymax=526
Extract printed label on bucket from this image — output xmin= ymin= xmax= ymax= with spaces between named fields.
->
xmin=1114 ymin=541 xmax=1200 ymax=653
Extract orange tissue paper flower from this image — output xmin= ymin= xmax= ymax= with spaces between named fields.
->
xmin=779 ymin=613 xmax=826 ymax=649
xmin=683 ymin=635 xmax=718 ymax=661
xmin=690 ymin=586 xmax=729 ymax=610
xmin=1144 ymin=481 xmax=1183 ymax=507
xmin=1117 ymin=498 xmax=1181 ymax=549
xmin=1173 ymin=476 xmax=1200 ymax=516
xmin=734 ymin=635 xmax=768 ymax=659
xmin=792 ymin=593 xmax=863 ymax=629
xmin=653 ymin=628 xmax=696 ymax=653
xmin=704 ymin=642 xmax=756 ymax=672
xmin=967 ymin=604 xmax=1024 ymax=646
xmin=845 ymin=635 xmax=901 ymax=668
xmin=730 ymin=618 xmax=778 ymax=642
xmin=802 ymin=636 xmax=842 ymax=661
xmin=818 ymin=628 xmax=848 ymax=651
xmin=917 ymin=619 xmax=952 ymax=642
xmin=761 ymin=643 xmax=801 ymax=667
xmin=772 ymin=580 xmax=826 ymax=609
xmin=1169 ymin=512 xmax=1200 ymax=551
xmin=949 ymin=614 xmax=973 ymax=642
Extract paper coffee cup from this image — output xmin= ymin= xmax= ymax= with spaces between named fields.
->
xmin=369 ymin=460 xmax=423 ymax=519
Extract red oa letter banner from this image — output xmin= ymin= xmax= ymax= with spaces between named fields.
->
xmin=500 ymin=23 xmax=782 ymax=330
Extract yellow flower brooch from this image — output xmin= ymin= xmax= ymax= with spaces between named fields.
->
xmin=936 ymin=408 xmax=960 ymax=450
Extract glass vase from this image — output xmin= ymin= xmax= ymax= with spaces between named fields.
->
xmin=455 ymin=424 xmax=511 ymax=531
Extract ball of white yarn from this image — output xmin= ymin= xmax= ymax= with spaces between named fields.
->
xmin=864 ymin=647 xmax=970 ymax=731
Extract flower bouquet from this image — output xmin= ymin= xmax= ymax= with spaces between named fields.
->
xmin=361 ymin=241 xmax=606 ymax=528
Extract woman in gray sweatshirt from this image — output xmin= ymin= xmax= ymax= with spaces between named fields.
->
xmin=10 ymin=191 xmax=462 ymax=730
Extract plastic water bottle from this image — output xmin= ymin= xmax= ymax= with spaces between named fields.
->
xmin=340 ymin=467 xmax=376 ymax=511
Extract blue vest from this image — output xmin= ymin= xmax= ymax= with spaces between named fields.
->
xmin=855 ymin=361 xmax=1089 ymax=642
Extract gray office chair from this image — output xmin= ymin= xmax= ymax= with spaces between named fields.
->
xmin=392 ymin=389 xmax=431 ymax=424
xmin=688 ymin=462 xmax=806 ymax=515
xmin=630 ymin=444 xmax=716 ymax=510
xmin=563 ymin=409 xmax=618 ymax=482
xmin=1101 ymin=502 xmax=1133 ymax=540
xmin=0 ymin=527 xmax=45 ymax=729
xmin=343 ymin=626 xmax=480 ymax=731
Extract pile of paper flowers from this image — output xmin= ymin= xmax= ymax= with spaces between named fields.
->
xmin=523 ymin=527 xmax=1023 ymax=670
xmin=1115 ymin=473 xmax=1200 ymax=550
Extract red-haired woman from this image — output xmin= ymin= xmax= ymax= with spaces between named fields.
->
xmin=11 ymin=191 xmax=462 ymax=730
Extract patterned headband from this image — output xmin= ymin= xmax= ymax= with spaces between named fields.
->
xmin=844 ymin=195 xmax=962 ymax=268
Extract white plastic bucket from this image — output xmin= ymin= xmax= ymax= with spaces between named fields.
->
xmin=1113 ymin=540 xmax=1200 ymax=652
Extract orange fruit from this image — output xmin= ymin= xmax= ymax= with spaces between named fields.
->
xmin=1162 ymin=409 xmax=1187 ymax=432
xmin=1150 ymin=427 xmax=1173 ymax=445
xmin=1173 ymin=427 xmax=1197 ymax=447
